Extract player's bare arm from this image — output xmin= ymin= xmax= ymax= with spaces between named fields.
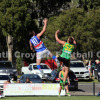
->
xmin=59 ymin=72 xmax=63 ymax=80
xmin=29 ymin=41 xmax=35 ymax=52
xmin=67 ymin=77 xmax=70 ymax=85
xmin=55 ymin=30 xmax=66 ymax=45
xmin=37 ymin=18 xmax=48 ymax=38
xmin=72 ymin=37 xmax=76 ymax=47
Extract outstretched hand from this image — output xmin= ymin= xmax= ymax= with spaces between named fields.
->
xmin=72 ymin=37 xmax=74 ymax=40
xmin=56 ymin=30 xmax=60 ymax=34
xmin=43 ymin=18 xmax=48 ymax=24
xmin=55 ymin=30 xmax=66 ymax=45
xmin=72 ymin=37 xmax=76 ymax=44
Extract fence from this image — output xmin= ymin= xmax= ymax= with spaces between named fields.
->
xmin=70 ymin=83 xmax=100 ymax=96
xmin=0 ymin=83 xmax=100 ymax=96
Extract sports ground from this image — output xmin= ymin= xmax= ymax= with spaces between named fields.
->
xmin=0 ymin=96 xmax=100 ymax=100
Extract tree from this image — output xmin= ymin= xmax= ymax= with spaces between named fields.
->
xmin=30 ymin=0 xmax=72 ymax=20
xmin=43 ymin=8 xmax=100 ymax=59
xmin=16 ymin=56 xmax=23 ymax=74
xmin=78 ymin=0 xmax=100 ymax=11
xmin=0 ymin=0 xmax=38 ymax=62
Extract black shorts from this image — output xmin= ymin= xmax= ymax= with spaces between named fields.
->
xmin=91 ymin=67 xmax=95 ymax=73
xmin=60 ymin=82 xmax=68 ymax=86
xmin=58 ymin=57 xmax=70 ymax=67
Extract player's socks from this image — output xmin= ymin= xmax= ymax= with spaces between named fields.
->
xmin=52 ymin=55 xmax=60 ymax=68
xmin=61 ymin=83 xmax=64 ymax=90
xmin=37 ymin=65 xmax=45 ymax=77
xmin=37 ymin=65 xmax=41 ymax=70
xmin=63 ymin=81 xmax=66 ymax=85
xmin=66 ymin=93 xmax=71 ymax=96
xmin=59 ymin=93 xmax=60 ymax=96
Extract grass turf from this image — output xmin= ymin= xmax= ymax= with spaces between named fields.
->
xmin=0 ymin=96 xmax=100 ymax=100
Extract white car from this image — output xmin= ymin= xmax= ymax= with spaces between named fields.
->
xmin=0 ymin=73 xmax=14 ymax=98
xmin=21 ymin=63 xmax=52 ymax=79
xmin=70 ymin=60 xmax=90 ymax=80
xmin=0 ymin=61 xmax=18 ymax=81
xmin=0 ymin=73 xmax=14 ymax=84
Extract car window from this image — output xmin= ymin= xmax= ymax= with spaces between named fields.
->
xmin=29 ymin=65 xmax=32 ymax=70
xmin=20 ymin=75 xmax=26 ymax=82
xmin=29 ymin=75 xmax=40 ymax=79
xmin=24 ymin=75 xmax=41 ymax=81
xmin=56 ymin=71 xmax=76 ymax=79
xmin=0 ymin=75 xmax=10 ymax=80
xmin=0 ymin=62 xmax=13 ymax=68
xmin=70 ymin=62 xmax=85 ymax=67
xmin=33 ymin=65 xmax=49 ymax=69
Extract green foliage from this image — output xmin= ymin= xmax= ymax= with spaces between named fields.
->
xmin=16 ymin=56 xmax=23 ymax=74
xmin=0 ymin=0 xmax=38 ymax=60
xmin=44 ymin=7 xmax=100 ymax=58
xmin=0 ymin=0 xmax=37 ymax=37
xmin=78 ymin=0 xmax=100 ymax=10
xmin=0 ymin=0 xmax=100 ymax=61
xmin=31 ymin=0 xmax=72 ymax=18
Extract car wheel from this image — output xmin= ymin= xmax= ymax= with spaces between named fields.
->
xmin=14 ymin=76 xmax=17 ymax=81
xmin=74 ymin=86 xmax=78 ymax=91
xmin=22 ymin=72 xmax=24 ymax=75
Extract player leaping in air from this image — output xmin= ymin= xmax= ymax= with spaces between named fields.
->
xmin=29 ymin=18 xmax=60 ymax=77
xmin=55 ymin=30 xmax=76 ymax=89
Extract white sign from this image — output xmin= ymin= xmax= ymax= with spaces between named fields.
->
xmin=4 ymin=83 xmax=65 ymax=96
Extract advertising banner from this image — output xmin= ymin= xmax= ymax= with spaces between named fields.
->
xmin=4 ymin=83 xmax=65 ymax=96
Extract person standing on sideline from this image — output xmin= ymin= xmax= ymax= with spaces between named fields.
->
xmin=55 ymin=30 xmax=76 ymax=89
xmin=91 ymin=59 xmax=96 ymax=77
xmin=29 ymin=18 xmax=60 ymax=76
xmin=59 ymin=67 xmax=71 ymax=96
xmin=97 ymin=87 xmax=100 ymax=96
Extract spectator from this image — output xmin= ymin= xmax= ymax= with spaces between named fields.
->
xmin=97 ymin=87 xmax=100 ymax=96
xmin=59 ymin=67 xmax=71 ymax=96
xmin=91 ymin=59 xmax=97 ymax=77
xmin=4 ymin=79 xmax=11 ymax=84
xmin=25 ymin=78 xmax=32 ymax=83
xmin=16 ymin=79 xmax=20 ymax=83
xmin=85 ymin=61 xmax=91 ymax=77
xmin=24 ymin=61 xmax=29 ymax=66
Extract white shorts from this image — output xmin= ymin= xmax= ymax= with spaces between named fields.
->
xmin=36 ymin=49 xmax=51 ymax=59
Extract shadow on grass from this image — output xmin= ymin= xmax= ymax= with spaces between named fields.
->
xmin=69 ymin=89 xmax=85 ymax=92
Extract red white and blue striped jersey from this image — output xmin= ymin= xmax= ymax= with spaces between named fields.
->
xmin=30 ymin=36 xmax=46 ymax=52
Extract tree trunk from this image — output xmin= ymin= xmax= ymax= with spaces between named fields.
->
xmin=6 ymin=34 xmax=13 ymax=62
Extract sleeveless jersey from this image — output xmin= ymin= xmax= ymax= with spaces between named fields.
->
xmin=60 ymin=71 xmax=67 ymax=83
xmin=60 ymin=42 xmax=74 ymax=60
xmin=30 ymin=36 xmax=46 ymax=52
xmin=91 ymin=61 xmax=96 ymax=68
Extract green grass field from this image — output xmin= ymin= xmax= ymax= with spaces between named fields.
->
xmin=0 ymin=96 xmax=100 ymax=100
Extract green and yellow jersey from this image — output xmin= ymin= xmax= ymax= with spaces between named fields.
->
xmin=60 ymin=71 xmax=68 ymax=83
xmin=60 ymin=42 xmax=74 ymax=60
